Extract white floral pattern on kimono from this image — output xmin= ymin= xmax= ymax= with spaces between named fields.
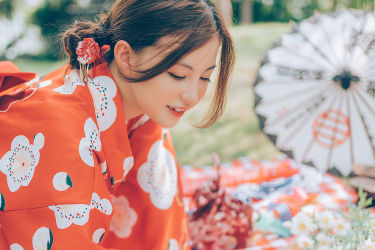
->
xmin=137 ymin=140 xmax=177 ymax=210
xmin=53 ymin=70 xmax=85 ymax=94
xmin=88 ymin=76 xmax=117 ymax=131
xmin=92 ymin=228 xmax=105 ymax=244
xmin=79 ymin=118 xmax=101 ymax=167
xmin=10 ymin=243 xmax=24 ymax=250
xmin=49 ymin=192 xmax=112 ymax=229
xmin=168 ymin=239 xmax=179 ymax=250
xmin=32 ymin=227 xmax=53 ymax=250
xmin=110 ymin=195 xmax=137 ymax=238
xmin=0 ymin=133 xmax=44 ymax=192
xmin=52 ymin=172 xmax=72 ymax=191
xmin=123 ymin=156 xmax=134 ymax=180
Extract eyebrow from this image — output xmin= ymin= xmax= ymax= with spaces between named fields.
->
xmin=176 ymin=63 xmax=216 ymax=72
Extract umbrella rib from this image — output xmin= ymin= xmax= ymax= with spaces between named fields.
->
xmin=301 ymin=87 xmax=340 ymax=162
xmin=319 ymin=18 xmax=344 ymax=69
xmin=346 ymin=92 xmax=355 ymax=167
xmin=355 ymin=85 xmax=375 ymax=117
xmin=264 ymin=84 xmax=335 ymax=130
xmin=351 ymin=88 xmax=375 ymax=161
xmin=278 ymin=86 xmax=340 ymax=150
xmin=280 ymin=45 xmax=328 ymax=70
xmin=297 ymin=26 xmax=340 ymax=71
xmin=257 ymin=82 xmax=330 ymax=106
xmin=325 ymin=93 xmax=344 ymax=172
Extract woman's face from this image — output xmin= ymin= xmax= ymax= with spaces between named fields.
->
xmin=125 ymin=36 xmax=220 ymax=128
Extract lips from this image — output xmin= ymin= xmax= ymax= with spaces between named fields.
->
xmin=167 ymin=105 xmax=187 ymax=117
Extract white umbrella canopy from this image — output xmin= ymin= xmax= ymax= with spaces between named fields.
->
xmin=254 ymin=9 xmax=375 ymax=176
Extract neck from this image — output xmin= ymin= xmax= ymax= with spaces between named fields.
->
xmin=108 ymin=62 xmax=143 ymax=121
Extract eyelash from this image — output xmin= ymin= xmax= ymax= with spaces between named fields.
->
xmin=168 ymin=72 xmax=185 ymax=80
xmin=168 ymin=72 xmax=211 ymax=82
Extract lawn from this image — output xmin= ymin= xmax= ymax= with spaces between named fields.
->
xmin=13 ymin=22 xmax=291 ymax=166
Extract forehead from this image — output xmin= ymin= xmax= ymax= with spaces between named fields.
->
xmin=138 ymin=34 xmax=220 ymax=65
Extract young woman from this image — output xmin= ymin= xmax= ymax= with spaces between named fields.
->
xmin=0 ymin=0 xmax=234 ymax=249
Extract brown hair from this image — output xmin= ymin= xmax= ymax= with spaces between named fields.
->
xmin=62 ymin=0 xmax=235 ymax=128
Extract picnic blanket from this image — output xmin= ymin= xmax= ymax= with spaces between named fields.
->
xmin=181 ymin=158 xmax=357 ymax=249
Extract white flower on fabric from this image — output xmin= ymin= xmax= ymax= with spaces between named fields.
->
xmin=110 ymin=195 xmax=137 ymax=238
xmin=54 ymin=70 xmax=85 ymax=94
xmin=10 ymin=244 xmax=24 ymax=250
xmin=296 ymin=235 xmax=314 ymax=249
xmin=137 ymin=140 xmax=177 ymax=210
xmin=316 ymin=232 xmax=333 ymax=247
xmin=90 ymin=192 xmax=112 ymax=215
xmin=92 ymin=228 xmax=105 ymax=244
xmin=290 ymin=212 xmax=317 ymax=235
xmin=79 ymin=118 xmax=101 ymax=167
xmin=0 ymin=133 xmax=44 ymax=192
xmin=362 ymin=239 xmax=375 ymax=250
xmin=333 ymin=219 xmax=350 ymax=236
xmin=49 ymin=192 xmax=111 ymax=229
xmin=100 ymin=161 xmax=107 ymax=174
xmin=123 ymin=156 xmax=134 ymax=180
xmin=168 ymin=239 xmax=179 ymax=250
xmin=53 ymin=172 xmax=72 ymax=191
xmin=49 ymin=204 xmax=91 ymax=229
xmin=317 ymin=210 xmax=335 ymax=230
xmin=32 ymin=227 xmax=53 ymax=250
xmin=88 ymin=76 xmax=117 ymax=131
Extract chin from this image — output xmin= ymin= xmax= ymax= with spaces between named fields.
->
xmin=157 ymin=120 xmax=179 ymax=128
xmin=152 ymin=117 xmax=180 ymax=128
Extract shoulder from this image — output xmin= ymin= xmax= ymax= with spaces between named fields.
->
xmin=0 ymin=65 xmax=102 ymax=211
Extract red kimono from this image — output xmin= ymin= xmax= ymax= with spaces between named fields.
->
xmin=0 ymin=61 xmax=190 ymax=250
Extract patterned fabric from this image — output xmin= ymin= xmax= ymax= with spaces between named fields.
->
xmin=0 ymin=61 xmax=189 ymax=250
xmin=181 ymin=158 xmax=357 ymax=249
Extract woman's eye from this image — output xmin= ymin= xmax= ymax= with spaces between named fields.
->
xmin=200 ymin=77 xmax=211 ymax=82
xmin=168 ymin=72 xmax=186 ymax=80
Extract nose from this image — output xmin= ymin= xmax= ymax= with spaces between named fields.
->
xmin=181 ymin=80 xmax=201 ymax=107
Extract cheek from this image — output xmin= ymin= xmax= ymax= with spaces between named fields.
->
xmin=198 ymin=84 xmax=209 ymax=101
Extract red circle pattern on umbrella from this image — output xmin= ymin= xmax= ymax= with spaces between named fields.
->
xmin=312 ymin=109 xmax=350 ymax=148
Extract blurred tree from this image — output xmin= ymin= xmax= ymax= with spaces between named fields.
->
xmin=0 ymin=0 xmax=15 ymax=18
xmin=241 ymin=0 xmax=253 ymax=24
xmin=301 ymin=0 xmax=320 ymax=18
xmin=332 ymin=0 xmax=338 ymax=10
xmin=30 ymin=0 xmax=112 ymax=59
xmin=271 ymin=0 xmax=292 ymax=22
xmin=31 ymin=0 xmax=78 ymax=59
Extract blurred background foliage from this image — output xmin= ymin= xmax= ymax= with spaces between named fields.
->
xmin=1 ymin=0 xmax=374 ymax=60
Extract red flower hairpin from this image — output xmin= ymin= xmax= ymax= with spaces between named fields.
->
xmin=76 ymin=38 xmax=100 ymax=83
xmin=76 ymin=38 xmax=100 ymax=65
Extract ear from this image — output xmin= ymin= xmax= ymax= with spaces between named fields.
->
xmin=113 ymin=40 xmax=134 ymax=75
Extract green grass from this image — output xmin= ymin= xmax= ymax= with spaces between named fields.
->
xmin=11 ymin=22 xmax=291 ymax=166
